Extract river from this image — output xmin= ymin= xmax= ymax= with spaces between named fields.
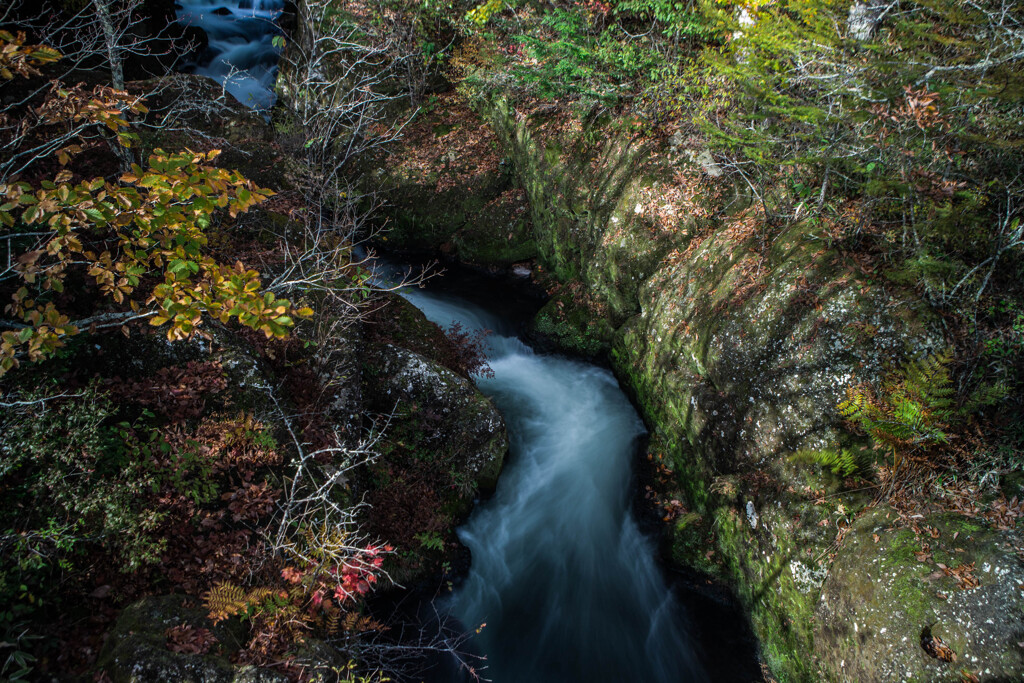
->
xmin=174 ymin=0 xmax=284 ymax=110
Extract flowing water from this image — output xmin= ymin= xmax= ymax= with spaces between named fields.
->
xmin=395 ymin=274 xmax=708 ymax=683
xmin=171 ymin=6 xmax=758 ymax=676
xmin=174 ymin=0 xmax=284 ymax=110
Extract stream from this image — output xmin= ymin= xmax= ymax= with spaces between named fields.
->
xmin=396 ymin=272 xmax=709 ymax=682
xmin=174 ymin=7 xmax=760 ymax=680
xmin=174 ymin=0 xmax=284 ymax=110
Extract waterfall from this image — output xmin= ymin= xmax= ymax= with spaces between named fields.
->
xmin=174 ymin=0 xmax=283 ymax=110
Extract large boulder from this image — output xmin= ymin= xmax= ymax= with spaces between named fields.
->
xmin=816 ymin=509 xmax=1024 ymax=681
xmin=97 ymin=595 xmax=283 ymax=683
xmin=355 ymin=294 xmax=508 ymax=583
xmin=99 ymin=595 xmax=353 ymax=682
xmin=369 ymin=341 xmax=506 ymax=491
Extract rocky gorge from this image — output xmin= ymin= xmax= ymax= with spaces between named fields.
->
xmin=373 ymin=87 xmax=1024 ymax=681
xmin=1 ymin=1 xmax=1023 ymax=682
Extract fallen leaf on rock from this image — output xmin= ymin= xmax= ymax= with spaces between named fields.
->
xmin=921 ymin=625 xmax=957 ymax=662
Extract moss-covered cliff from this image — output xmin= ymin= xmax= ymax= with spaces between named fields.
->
xmin=379 ymin=92 xmax=1024 ymax=682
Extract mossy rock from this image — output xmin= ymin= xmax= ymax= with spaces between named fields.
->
xmin=98 ymin=595 xmax=352 ymax=682
xmin=363 ymin=341 xmax=507 ymax=493
xmin=529 ymin=291 xmax=614 ymax=358
xmin=358 ymin=295 xmax=508 ymax=583
xmin=362 ymin=295 xmax=508 ymax=494
xmin=481 ymin=96 xmax=686 ymax=323
xmin=815 ymin=507 xmax=1024 ymax=682
xmin=97 ymin=595 xmax=276 ymax=683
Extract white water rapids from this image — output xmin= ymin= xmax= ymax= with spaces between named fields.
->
xmin=174 ymin=0 xmax=284 ymax=110
xmin=399 ymin=281 xmax=706 ymax=682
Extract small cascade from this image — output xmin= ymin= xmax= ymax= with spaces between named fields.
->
xmin=174 ymin=0 xmax=283 ymax=110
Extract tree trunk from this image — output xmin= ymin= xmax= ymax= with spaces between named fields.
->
xmin=847 ymin=2 xmax=880 ymax=42
xmin=92 ymin=0 xmax=124 ymax=90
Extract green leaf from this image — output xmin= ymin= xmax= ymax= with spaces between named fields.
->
xmin=83 ymin=208 xmax=106 ymax=223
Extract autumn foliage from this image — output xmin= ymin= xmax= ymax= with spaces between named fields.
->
xmin=0 ymin=30 xmax=390 ymax=680
xmin=0 ymin=33 xmax=312 ymax=376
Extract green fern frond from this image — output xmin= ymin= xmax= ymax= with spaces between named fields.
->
xmin=902 ymin=348 xmax=955 ymax=417
xmin=838 ymin=386 xmax=870 ymax=420
xmin=961 ymin=380 xmax=1009 ymax=415
xmin=790 ymin=448 xmax=863 ymax=478
xmin=840 ymin=349 xmax=956 ymax=451
xmin=891 ymin=398 xmax=926 ymax=430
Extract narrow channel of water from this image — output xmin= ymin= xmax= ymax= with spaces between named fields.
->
xmin=395 ymin=276 xmax=706 ymax=683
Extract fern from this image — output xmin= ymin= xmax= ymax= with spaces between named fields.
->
xmin=837 ymin=386 xmax=870 ymax=422
xmin=960 ymin=380 xmax=1009 ymax=415
xmin=324 ymin=603 xmax=340 ymax=633
xmin=901 ymin=348 xmax=955 ymax=419
xmin=791 ymin=448 xmax=863 ymax=478
xmin=839 ymin=350 xmax=956 ymax=451
xmin=203 ymin=583 xmax=289 ymax=624
xmin=342 ymin=611 xmax=384 ymax=633
xmin=204 ymin=582 xmax=248 ymax=624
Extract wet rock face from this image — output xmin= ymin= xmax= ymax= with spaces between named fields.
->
xmin=371 ymin=342 xmax=507 ymax=490
xmin=483 ymin=97 xmax=681 ymax=327
xmin=361 ymin=291 xmax=509 ymax=497
xmin=616 ymin=219 xmax=941 ymax=474
xmin=355 ymin=294 xmax=508 ymax=582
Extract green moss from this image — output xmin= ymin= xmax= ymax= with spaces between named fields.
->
xmin=531 ymin=293 xmax=613 ymax=357
xmin=668 ymin=512 xmax=721 ymax=578
xmin=481 ymin=97 xmax=685 ymax=323
xmin=712 ymin=504 xmax=818 ymax=682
